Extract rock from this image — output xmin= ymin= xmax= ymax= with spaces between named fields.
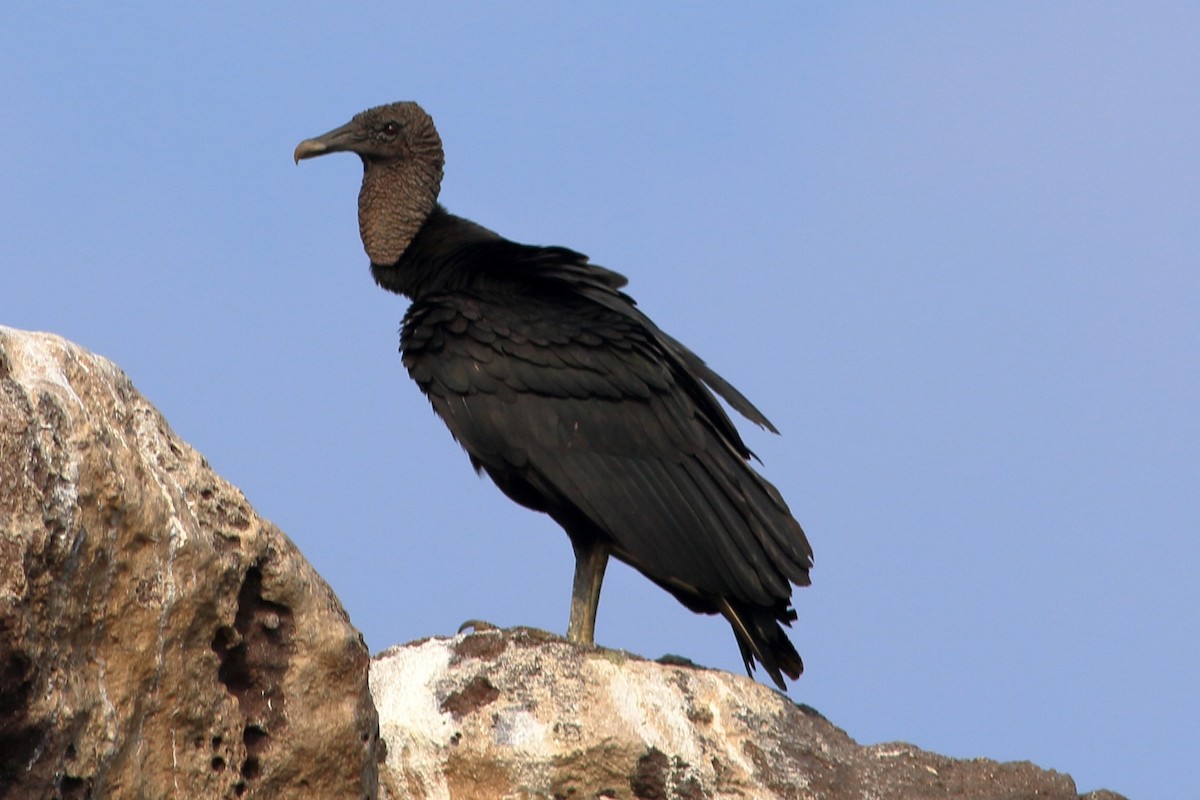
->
xmin=0 ymin=325 xmax=1127 ymax=800
xmin=0 ymin=327 xmax=379 ymax=799
xmin=371 ymin=627 xmax=1126 ymax=800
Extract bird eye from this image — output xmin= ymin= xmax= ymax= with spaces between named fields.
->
xmin=381 ymin=121 xmax=401 ymax=138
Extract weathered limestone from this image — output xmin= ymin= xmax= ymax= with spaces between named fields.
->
xmin=0 ymin=327 xmax=379 ymax=799
xmin=371 ymin=627 xmax=1124 ymax=800
xmin=0 ymin=326 xmax=1126 ymax=799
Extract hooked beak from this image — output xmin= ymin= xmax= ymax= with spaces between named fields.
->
xmin=293 ymin=119 xmax=360 ymax=164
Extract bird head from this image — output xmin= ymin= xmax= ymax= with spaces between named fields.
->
xmin=294 ymin=101 xmax=442 ymax=166
xmin=294 ymin=101 xmax=445 ymax=265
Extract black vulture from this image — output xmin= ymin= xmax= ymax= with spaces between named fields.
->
xmin=294 ymin=102 xmax=813 ymax=688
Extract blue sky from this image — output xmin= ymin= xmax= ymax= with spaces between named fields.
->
xmin=3 ymin=4 xmax=1197 ymax=798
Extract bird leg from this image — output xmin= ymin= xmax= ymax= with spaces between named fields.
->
xmin=567 ymin=538 xmax=610 ymax=644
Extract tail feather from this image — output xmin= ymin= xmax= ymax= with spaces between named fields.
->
xmin=718 ymin=598 xmax=803 ymax=690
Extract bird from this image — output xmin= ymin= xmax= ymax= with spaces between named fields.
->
xmin=294 ymin=101 xmax=813 ymax=689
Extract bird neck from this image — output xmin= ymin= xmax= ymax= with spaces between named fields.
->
xmin=358 ymin=142 xmax=444 ymax=267
xmin=369 ymin=206 xmax=496 ymax=299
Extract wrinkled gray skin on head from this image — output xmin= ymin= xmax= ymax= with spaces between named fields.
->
xmin=295 ymin=102 xmax=445 ymax=266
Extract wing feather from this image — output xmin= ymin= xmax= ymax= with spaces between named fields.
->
xmin=403 ymin=290 xmax=811 ymax=611
xmin=391 ymin=210 xmax=809 ymax=686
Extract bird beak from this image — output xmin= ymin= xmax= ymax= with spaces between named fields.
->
xmin=293 ymin=119 xmax=360 ymax=164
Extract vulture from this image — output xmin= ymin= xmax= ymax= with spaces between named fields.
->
xmin=294 ymin=102 xmax=813 ymax=688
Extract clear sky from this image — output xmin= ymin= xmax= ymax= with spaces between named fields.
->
xmin=3 ymin=4 xmax=1196 ymax=798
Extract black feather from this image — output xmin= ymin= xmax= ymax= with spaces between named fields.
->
xmin=396 ymin=207 xmax=814 ymax=681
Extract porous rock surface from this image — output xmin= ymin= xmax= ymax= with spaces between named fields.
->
xmin=0 ymin=327 xmax=378 ymax=799
xmin=371 ymin=627 xmax=1125 ymax=800
xmin=0 ymin=326 xmax=1126 ymax=800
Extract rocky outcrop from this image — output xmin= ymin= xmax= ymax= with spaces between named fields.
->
xmin=1 ymin=326 xmax=1125 ymax=800
xmin=372 ymin=627 xmax=1124 ymax=800
xmin=0 ymin=327 xmax=378 ymax=799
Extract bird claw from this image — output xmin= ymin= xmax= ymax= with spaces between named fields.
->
xmin=457 ymin=619 xmax=500 ymax=634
